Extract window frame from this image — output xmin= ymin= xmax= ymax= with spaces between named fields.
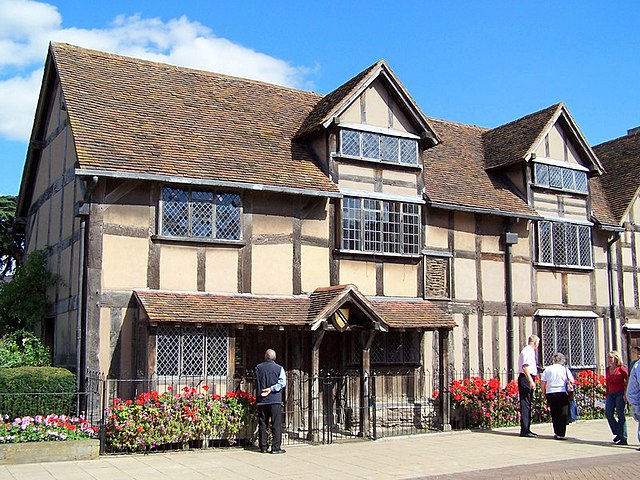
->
xmin=532 ymin=161 xmax=589 ymax=194
xmin=155 ymin=324 xmax=229 ymax=378
xmin=159 ymin=186 xmax=242 ymax=242
xmin=339 ymin=128 xmax=419 ymax=166
xmin=539 ymin=316 xmax=597 ymax=369
xmin=350 ymin=331 xmax=420 ymax=366
xmin=536 ymin=219 xmax=592 ymax=269
xmin=341 ymin=196 xmax=421 ymax=256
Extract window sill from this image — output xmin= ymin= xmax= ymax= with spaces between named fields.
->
xmin=332 ymin=153 xmax=422 ymax=170
xmin=335 ymin=249 xmax=422 ymax=261
xmin=152 ymin=234 xmax=245 ymax=247
xmin=533 ymin=262 xmax=593 ymax=272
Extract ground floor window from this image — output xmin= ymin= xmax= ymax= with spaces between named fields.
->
xmin=351 ymin=331 xmax=420 ymax=365
xmin=156 ymin=325 xmax=228 ymax=376
xmin=540 ymin=316 xmax=596 ymax=369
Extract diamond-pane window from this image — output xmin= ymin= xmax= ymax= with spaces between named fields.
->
xmin=575 ymin=171 xmax=588 ymax=193
xmin=365 ymin=332 xmax=419 ymax=365
xmin=161 ymin=187 xmax=241 ymax=241
xmin=402 ymin=203 xmax=420 ymax=255
xmin=216 ymin=193 xmax=241 ymax=240
xmin=399 ymin=138 xmax=418 ymax=164
xmin=533 ymin=162 xmax=588 ymax=194
xmin=380 ymin=136 xmax=398 ymax=162
xmin=534 ymin=163 xmax=549 ymax=187
xmin=541 ymin=316 xmax=596 ymax=369
xmin=156 ymin=326 xmax=180 ymax=376
xmin=362 ymin=132 xmax=380 ymax=159
xmin=341 ymin=129 xmax=360 ymax=157
xmin=206 ymin=326 xmax=228 ymax=376
xmin=339 ymin=129 xmax=418 ymax=165
xmin=162 ymin=188 xmax=189 ymax=237
xmin=538 ymin=220 xmax=592 ymax=268
xmin=156 ymin=325 xmax=228 ymax=377
xmin=181 ymin=326 xmax=204 ymax=376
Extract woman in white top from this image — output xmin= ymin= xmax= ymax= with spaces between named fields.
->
xmin=541 ymin=352 xmax=575 ymax=439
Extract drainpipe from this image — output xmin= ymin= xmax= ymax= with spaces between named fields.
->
xmin=503 ymin=231 xmax=519 ymax=381
xmin=76 ymin=176 xmax=97 ymax=413
xmin=607 ymin=232 xmax=621 ymax=351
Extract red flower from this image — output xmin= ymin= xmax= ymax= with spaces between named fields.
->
xmin=202 ymin=385 xmax=210 ymax=392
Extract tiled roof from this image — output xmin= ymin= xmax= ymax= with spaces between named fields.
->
xmin=593 ymin=131 xmax=640 ymax=224
xmin=369 ymin=298 xmax=455 ymax=329
xmin=423 ymin=117 xmax=538 ymax=217
xmin=134 ymin=287 xmax=454 ymax=330
xmin=50 ymin=43 xmax=338 ymax=194
xmin=482 ymin=103 xmax=561 ymax=170
xmin=296 ymin=61 xmax=382 ymax=137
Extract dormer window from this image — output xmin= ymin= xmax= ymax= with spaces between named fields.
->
xmin=340 ymin=128 xmax=418 ymax=165
xmin=533 ymin=161 xmax=588 ymax=194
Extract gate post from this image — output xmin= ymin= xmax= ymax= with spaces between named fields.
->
xmin=308 ymin=329 xmax=324 ymax=442
xmin=360 ymin=330 xmax=376 ymax=438
xmin=438 ymin=328 xmax=451 ymax=431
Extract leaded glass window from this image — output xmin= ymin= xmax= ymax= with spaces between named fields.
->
xmin=532 ymin=162 xmax=588 ymax=194
xmin=161 ymin=187 xmax=241 ymax=241
xmin=537 ymin=220 xmax=592 ymax=268
xmin=341 ymin=197 xmax=420 ymax=255
xmin=541 ymin=316 xmax=596 ymax=369
xmin=339 ymin=129 xmax=419 ymax=166
xmin=156 ymin=325 xmax=229 ymax=377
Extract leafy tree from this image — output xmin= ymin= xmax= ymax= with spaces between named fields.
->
xmin=0 ymin=330 xmax=51 ymax=367
xmin=0 ymin=249 xmax=57 ymax=331
xmin=0 ymin=195 xmax=24 ymax=279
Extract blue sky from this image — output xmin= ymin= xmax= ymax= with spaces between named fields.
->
xmin=1 ymin=0 xmax=639 ymax=196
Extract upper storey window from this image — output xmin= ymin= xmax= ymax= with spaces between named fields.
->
xmin=161 ymin=186 xmax=241 ymax=241
xmin=342 ymin=197 xmax=420 ymax=255
xmin=533 ymin=162 xmax=588 ymax=194
xmin=340 ymin=128 xmax=418 ymax=165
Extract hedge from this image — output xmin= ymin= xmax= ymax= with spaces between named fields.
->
xmin=0 ymin=367 xmax=76 ymax=418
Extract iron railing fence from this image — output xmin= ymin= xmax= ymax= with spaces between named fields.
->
xmin=0 ymin=366 xmax=605 ymax=451
xmin=447 ymin=367 xmax=607 ymax=430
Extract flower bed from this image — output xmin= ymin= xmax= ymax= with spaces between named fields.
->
xmin=442 ymin=370 xmax=606 ymax=430
xmin=0 ymin=414 xmax=97 ymax=443
xmin=106 ymin=387 xmax=256 ymax=452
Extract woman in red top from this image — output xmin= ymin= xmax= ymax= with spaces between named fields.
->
xmin=605 ymin=350 xmax=629 ymax=445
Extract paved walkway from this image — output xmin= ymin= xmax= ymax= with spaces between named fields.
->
xmin=1 ymin=418 xmax=638 ymax=479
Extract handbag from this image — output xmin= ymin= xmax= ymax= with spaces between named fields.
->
xmin=567 ymin=398 xmax=579 ymax=423
xmin=565 ymin=367 xmax=574 ymax=400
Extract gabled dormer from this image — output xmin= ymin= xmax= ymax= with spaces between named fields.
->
xmin=297 ymin=61 xmax=439 ymax=258
xmin=484 ymin=103 xmax=604 ymax=270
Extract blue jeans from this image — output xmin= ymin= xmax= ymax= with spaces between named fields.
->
xmin=605 ymin=391 xmax=627 ymax=440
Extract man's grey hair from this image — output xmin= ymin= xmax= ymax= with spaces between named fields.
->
xmin=528 ymin=334 xmax=540 ymax=345
xmin=552 ymin=352 xmax=566 ymax=365
xmin=265 ymin=349 xmax=276 ymax=361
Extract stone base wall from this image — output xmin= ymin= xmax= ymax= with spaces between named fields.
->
xmin=0 ymin=439 xmax=100 ymax=464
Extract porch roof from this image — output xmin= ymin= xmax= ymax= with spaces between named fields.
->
xmin=133 ymin=286 xmax=454 ymax=330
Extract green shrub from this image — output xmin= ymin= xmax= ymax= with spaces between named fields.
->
xmin=0 ymin=330 xmax=51 ymax=368
xmin=0 ymin=366 xmax=76 ymax=419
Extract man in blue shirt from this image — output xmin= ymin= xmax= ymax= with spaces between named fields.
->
xmin=255 ymin=348 xmax=287 ymax=454
xmin=627 ymin=345 xmax=640 ymax=450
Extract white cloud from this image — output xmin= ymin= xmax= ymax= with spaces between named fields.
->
xmin=0 ymin=1 xmax=313 ymax=142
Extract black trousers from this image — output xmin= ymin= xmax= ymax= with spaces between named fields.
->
xmin=546 ymin=392 xmax=569 ymax=437
xmin=258 ymin=403 xmax=283 ymax=451
xmin=518 ymin=373 xmax=535 ymax=434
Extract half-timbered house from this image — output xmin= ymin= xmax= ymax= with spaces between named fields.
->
xmin=15 ymin=43 xmax=633 ymax=436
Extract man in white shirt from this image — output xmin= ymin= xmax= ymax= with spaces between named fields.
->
xmin=518 ymin=334 xmax=540 ymax=437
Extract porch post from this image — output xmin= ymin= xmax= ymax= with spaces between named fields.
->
xmin=308 ymin=329 xmax=324 ymax=442
xmin=360 ymin=330 xmax=376 ymax=437
xmin=438 ymin=328 xmax=451 ymax=431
